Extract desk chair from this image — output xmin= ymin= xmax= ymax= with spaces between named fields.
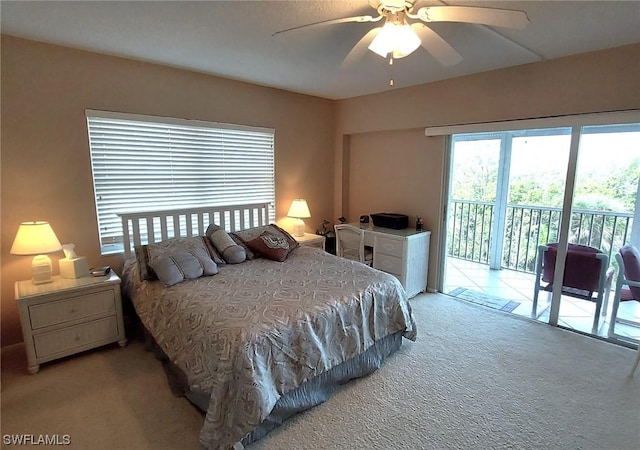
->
xmin=532 ymin=243 xmax=613 ymax=334
xmin=334 ymin=224 xmax=373 ymax=266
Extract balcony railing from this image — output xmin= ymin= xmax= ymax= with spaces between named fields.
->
xmin=448 ymin=200 xmax=634 ymax=273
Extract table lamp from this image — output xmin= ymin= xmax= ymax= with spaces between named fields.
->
xmin=10 ymin=221 xmax=63 ymax=284
xmin=287 ymin=199 xmax=311 ymax=237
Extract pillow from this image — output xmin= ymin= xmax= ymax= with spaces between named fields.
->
xmin=231 ymin=224 xmax=300 ymax=260
xmin=135 ymin=244 xmax=155 ymax=281
xmin=270 ymin=223 xmax=300 ymax=253
xmin=229 ymin=225 xmax=272 ymax=260
xmin=190 ymin=246 xmax=220 ymax=276
xmin=201 ymin=236 xmax=226 ymax=266
xmin=245 ymin=231 xmax=291 ymax=262
xmin=150 ymin=251 xmax=217 ymax=287
xmin=135 ymin=236 xmax=219 ymax=281
xmin=149 ymin=255 xmax=184 ymax=287
xmin=206 ymin=224 xmax=246 ymax=264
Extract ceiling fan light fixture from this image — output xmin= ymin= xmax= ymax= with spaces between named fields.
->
xmin=368 ymin=20 xmax=421 ymax=59
xmin=392 ymin=23 xmax=421 ymax=58
xmin=368 ymin=22 xmax=396 ymax=57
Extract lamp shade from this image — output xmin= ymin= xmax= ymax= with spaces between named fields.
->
xmin=368 ymin=21 xmax=421 ymax=59
xmin=10 ymin=222 xmax=62 ymax=255
xmin=287 ymin=199 xmax=311 ymax=219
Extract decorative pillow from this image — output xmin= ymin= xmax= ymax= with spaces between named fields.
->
xmin=270 ymin=223 xmax=300 ymax=253
xmin=135 ymin=244 xmax=154 ymax=281
xmin=201 ymin=236 xmax=226 ymax=266
xmin=231 ymin=224 xmax=300 ymax=260
xmin=150 ymin=251 xmax=217 ymax=287
xmin=245 ymin=231 xmax=291 ymax=262
xmin=206 ymin=224 xmax=246 ymax=264
xmin=149 ymin=255 xmax=184 ymax=287
xmin=135 ymin=236 xmax=219 ymax=281
xmin=229 ymin=225 xmax=272 ymax=260
xmin=190 ymin=247 xmax=220 ymax=276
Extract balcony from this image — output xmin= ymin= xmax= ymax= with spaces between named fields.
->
xmin=445 ymin=201 xmax=639 ymax=342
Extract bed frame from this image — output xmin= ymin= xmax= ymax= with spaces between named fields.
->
xmin=119 ymin=202 xmax=270 ymax=259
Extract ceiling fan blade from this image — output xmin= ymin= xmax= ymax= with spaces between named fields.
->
xmin=416 ymin=6 xmax=530 ymax=29
xmin=411 ymin=23 xmax=462 ymax=67
xmin=272 ymin=15 xmax=382 ymax=37
xmin=341 ymin=27 xmax=382 ymax=68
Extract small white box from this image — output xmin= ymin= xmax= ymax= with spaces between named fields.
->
xmin=59 ymin=257 xmax=90 ymax=279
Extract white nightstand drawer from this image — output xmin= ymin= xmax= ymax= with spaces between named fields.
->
xmin=374 ymin=253 xmax=403 ymax=276
xmin=29 ymin=290 xmax=116 ymax=330
xmin=374 ymin=236 xmax=404 ymax=258
xmin=33 ymin=316 xmax=119 ymax=358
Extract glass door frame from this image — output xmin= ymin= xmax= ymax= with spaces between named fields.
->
xmin=433 ymin=110 xmax=640 ymax=330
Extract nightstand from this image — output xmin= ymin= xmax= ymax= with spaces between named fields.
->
xmin=15 ymin=272 xmax=127 ymax=374
xmin=295 ymin=232 xmax=326 ymax=249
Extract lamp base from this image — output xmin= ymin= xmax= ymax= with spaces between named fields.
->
xmin=292 ymin=219 xmax=305 ymax=237
xmin=32 ymin=255 xmax=53 ymax=284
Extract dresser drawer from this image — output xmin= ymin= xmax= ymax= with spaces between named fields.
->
xmin=374 ymin=253 xmax=403 ymax=276
xmin=374 ymin=236 xmax=404 ymax=258
xmin=33 ymin=316 xmax=119 ymax=358
xmin=29 ymin=290 xmax=116 ymax=330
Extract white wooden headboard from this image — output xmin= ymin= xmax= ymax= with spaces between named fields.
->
xmin=119 ymin=203 xmax=270 ymax=258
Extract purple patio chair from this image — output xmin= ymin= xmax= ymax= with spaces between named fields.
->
xmin=532 ymin=243 xmax=613 ymax=334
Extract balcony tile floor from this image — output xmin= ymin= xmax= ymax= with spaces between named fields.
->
xmin=445 ymin=258 xmax=640 ymax=343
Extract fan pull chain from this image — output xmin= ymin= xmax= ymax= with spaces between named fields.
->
xmin=389 ymin=57 xmax=394 ymax=87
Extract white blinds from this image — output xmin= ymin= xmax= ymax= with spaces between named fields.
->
xmin=86 ymin=110 xmax=275 ymax=254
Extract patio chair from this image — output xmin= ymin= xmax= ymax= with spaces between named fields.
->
xmin=607 ymin=246 xmax=640 ymax=362
xmin=334 ymin=224 xmax=373 ymax=266
xmin=532 ymin=243 xmax=613 ymax=334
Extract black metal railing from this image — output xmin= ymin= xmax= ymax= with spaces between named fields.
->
xmin=448 ymin=200 xmax=634 ymax=273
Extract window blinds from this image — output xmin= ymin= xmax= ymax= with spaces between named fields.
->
xmin=86 ymin=110 xmax=275 ymax=254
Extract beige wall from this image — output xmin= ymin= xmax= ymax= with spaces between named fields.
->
xmin=1 ymin=35 xmax=335 ymax=346
xmin=334 ymin=44 xmax=640 ymax=291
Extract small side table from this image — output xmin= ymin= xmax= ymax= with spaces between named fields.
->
xmin=15 ymin=272 xmax=127 ymax=374
xmin=295 ymin=232 xmax=326 ymax=250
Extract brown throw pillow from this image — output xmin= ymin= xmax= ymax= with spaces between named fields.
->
xmin=245 ymin=231 xmax=291 ymax=262
xmin=269 ymin=223 xmax=300 ymax=253
xmin=231 ymin=224 xmax=300 ymax=260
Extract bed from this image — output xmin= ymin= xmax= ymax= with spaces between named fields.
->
xmin=120 ymin=203 xmax=417 ymax=450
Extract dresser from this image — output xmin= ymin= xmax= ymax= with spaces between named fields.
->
xmin=15 ymin=272 xmax=127 ymax=373
xmin=350 ymin=223 xmax=431 ymax=298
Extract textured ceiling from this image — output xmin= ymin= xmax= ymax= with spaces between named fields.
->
xmin=2 ymin=1 xmax=639 ymax=99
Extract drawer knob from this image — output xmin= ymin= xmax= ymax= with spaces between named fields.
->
xmin=74 ymin=335 xmax=81 ymax=342
xmin=70 ymin=307 xmax=77 ymax=314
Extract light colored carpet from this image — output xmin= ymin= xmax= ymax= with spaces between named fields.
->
xmin=2 ymin=293 xmax=638 ymax=450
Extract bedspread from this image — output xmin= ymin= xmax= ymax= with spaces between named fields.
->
xmin=125 ymin=246 xmax=416 ymax=449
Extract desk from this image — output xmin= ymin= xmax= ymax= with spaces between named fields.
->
xmin=349 ymin=223 xmax=430 ymax=298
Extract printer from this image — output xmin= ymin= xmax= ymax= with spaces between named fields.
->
xmin=370 ymin=213 xmax=409 ymax=230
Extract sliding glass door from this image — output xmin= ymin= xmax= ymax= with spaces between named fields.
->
xmin=443 ymin=118 xmax=640 ymax=339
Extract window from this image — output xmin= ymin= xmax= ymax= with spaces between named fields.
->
xmin=86 ymin=110 xmax=275 ymax=255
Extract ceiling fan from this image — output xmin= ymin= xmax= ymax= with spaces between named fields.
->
xmin=273 ymin=1 xmax=530 ymax=68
